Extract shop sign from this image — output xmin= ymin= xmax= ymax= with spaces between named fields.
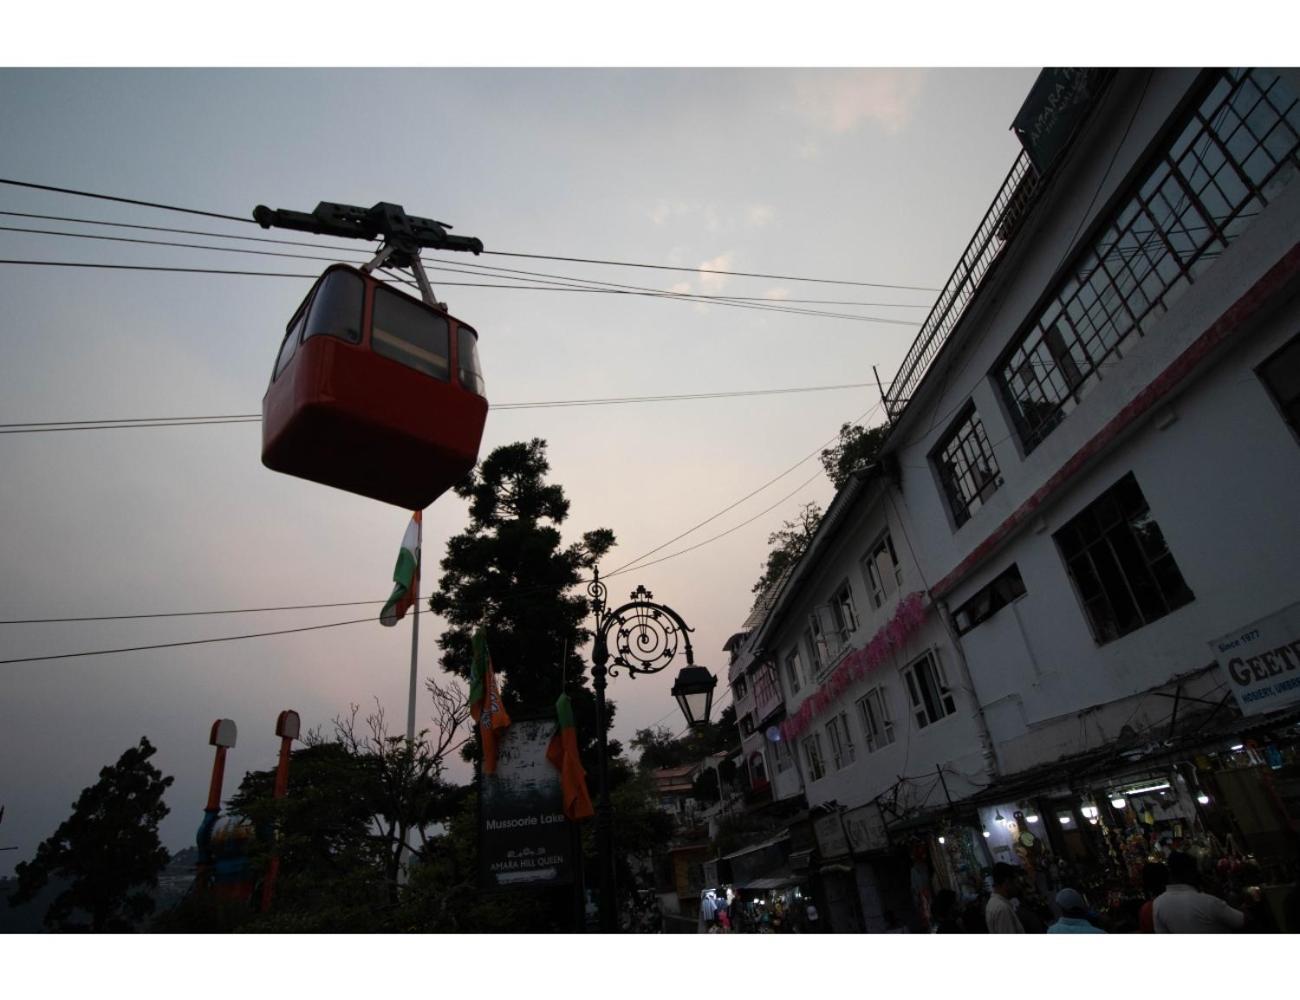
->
xmin=478 ymin=717 xmax=573 ymax=888
xmin=1012 ymin=69 xmax=1111 ymax=173
xmin=843 ymin=804 xmax=889 ymax=854
xmin=1210 ymin=601 xmax=1300 ymax=717
xmin=814 ymin=813 xmax=850 ymax=859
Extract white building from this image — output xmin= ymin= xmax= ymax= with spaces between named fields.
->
xmin=726 ymin=67 xmax=1300 ymax=930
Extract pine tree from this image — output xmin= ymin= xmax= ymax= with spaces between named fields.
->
xmin=429 ymin=438 xmax=617 ymax=766
xmin=8 ymin=737 xmax=173 ymax=931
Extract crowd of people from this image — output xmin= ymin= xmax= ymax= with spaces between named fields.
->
xmin=931 ymin=855 xmax=1299 ymax=934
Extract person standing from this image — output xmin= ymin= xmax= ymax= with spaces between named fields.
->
xmin=1137 ymin=862 xmax=1168 ymax=933
xmin=985 ymin=863 xmax=1025 ymax=933
xmin=1153 ymin=851 xmax=1246 ymax=933
xmin=1047 ymin=888 xmax=1107 ymax=933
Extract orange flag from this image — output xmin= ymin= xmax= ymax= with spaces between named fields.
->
xmin=546 ymin=692 xmax=594 ymax=821
xmin=469 ymin=629 xmax=511 ymax=774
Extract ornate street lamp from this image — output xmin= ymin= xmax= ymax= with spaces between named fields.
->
xmin=587 ymin=568 xmax=714 ymax=932
xmin=671 ymin=666 xmax=717 ymax=729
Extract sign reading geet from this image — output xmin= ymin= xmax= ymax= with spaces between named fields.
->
xmin=479 ymin=717 xmax=572 ymax=888
xmin=843 ymin=803 xmax=889 ymax=855
xmin=1211 ymin=601 xmax=1300 ymax=717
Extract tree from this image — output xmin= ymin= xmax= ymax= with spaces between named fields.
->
xmin=752 ymin=501 xmax=823 ymax=594
xmin=429 ymin=438 xmax=617 ymax=769
xmin=9 ymin=737 xmax=173 ymax=931
xmin=820 ymin=421 xmax=889 ymax=490
xmin=218 ymin=676 xmax=471 ymax=930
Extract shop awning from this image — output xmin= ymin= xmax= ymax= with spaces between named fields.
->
xmin=720 ymin=833 xmax=788 ymax=862
xmin=739 ymin=870 xmax=802 ymax=891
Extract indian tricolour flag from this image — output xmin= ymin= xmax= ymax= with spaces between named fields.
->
xmin=379 ymin=511 xmax=421 ymax=627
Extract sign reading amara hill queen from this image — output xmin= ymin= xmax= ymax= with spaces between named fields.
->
xmin=479 ymin=716 xmax=574 ymax=888
xmin=1210 ymin=601 xmax=1300 ymax=717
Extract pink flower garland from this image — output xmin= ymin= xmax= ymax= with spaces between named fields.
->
xmin=779 ymin=591 xmax=928 ymax=743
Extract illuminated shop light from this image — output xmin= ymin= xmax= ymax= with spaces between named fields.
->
xmin=1123 ymin=782 xmax=1171 ymax=795
xmin=1110 ymin=797 xmax=1127 ymax=809
xmin=1057 ymin=813 xmax=1072 ymax=826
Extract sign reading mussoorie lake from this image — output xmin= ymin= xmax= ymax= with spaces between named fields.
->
xmin=478 ymin=716 xmax=573 ymax=888
xmin=1210 ymin=601 xmax=1300 ymax=717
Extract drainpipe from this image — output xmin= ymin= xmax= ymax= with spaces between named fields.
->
xmin=934 ymin=598 xmax=1002 ymax=780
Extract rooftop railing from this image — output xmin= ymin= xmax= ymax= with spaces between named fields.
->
xmin=884 ymin=149 xmax=1039 ymax=420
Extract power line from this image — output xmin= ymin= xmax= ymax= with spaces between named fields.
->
xmin=0 ymin=177 xmax=937 ymax=290
xmin=0 ymin=382 xmax=876 ymax=436
xmin=0 ymin=597 xmax=398 ymax=625
xmin=0 ymin=614 xmax=380 ymax=666
xmin=606 ymin=401 xmax=882 ymax=576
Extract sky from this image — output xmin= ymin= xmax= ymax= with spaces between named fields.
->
xmin=0 ymin=63 xmax=1047 ymax=872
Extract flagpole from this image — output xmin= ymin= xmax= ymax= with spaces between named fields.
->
xmin=406 ymin=510 xmax=422 ymax=746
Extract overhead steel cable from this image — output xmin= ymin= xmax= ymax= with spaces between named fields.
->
xmin=0 ymin=177 xmax=254 ymax=224
xmin=0 ymin=213 xmax=931 ymax=310
xmin=0 ymin=381 xmax=876 ymax=435
xmin=0 ymin=177 xmax=938 ymax=290
xmin=0 ymin=249 xmax=918 ymax=326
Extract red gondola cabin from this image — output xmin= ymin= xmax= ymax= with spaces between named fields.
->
xmin=262 ymin=264 xmax=487 ymax=509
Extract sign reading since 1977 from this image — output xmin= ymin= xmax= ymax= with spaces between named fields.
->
xmin=1210 ymin=601 xmax=1300 ymax=717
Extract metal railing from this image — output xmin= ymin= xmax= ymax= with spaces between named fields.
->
xmin=885 ymin=149 xmax=1040 ymax=420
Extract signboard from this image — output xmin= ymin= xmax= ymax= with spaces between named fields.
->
xmin=813 ymin=812 xmax=850 ymax=860
xmin=1211 ymin=601 xmax=1300 ymax=717
xmin=843 ymin=803 xmax=889 ymax=855
xmin=1012 ymin=69 xmax=1111 ymax=173
xmin=479 ymin=717 xmax=573 ymax=888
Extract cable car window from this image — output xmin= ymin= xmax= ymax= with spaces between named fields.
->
xmin=304 ymin=269 xmax=363 ymax=344
xmin=272 ymin=290 xmax=313 ymax=380
xmin=458 ymin=325 xmax=486 ymax=396
xmin=371 ymin=286 xmax=450 ymax=380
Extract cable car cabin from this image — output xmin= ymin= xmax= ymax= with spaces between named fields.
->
xmin=262 ymin=264 xmax=487 ymax=509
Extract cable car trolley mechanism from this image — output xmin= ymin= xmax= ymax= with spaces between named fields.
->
xmin=254 ymin=198 xmax=488 ymax=510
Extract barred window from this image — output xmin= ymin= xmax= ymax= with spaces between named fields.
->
xmin=999 ymin=69 xmax=1300 ymax=451
xmin=934 ymin=405 xmax=1003 ymax=526
xmin=784 ymin=648 xmax=804 ymax=695
xmin=1054 ymin=473 xmax=1194 ymax=644
xmin=753 ymin=662 xmax=779 ymax=707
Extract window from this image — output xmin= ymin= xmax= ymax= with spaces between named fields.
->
xmin=934 ymin=406 xmax=1002 ymax=526
xmin=862 ymin=532 xmax=903 ymax=608
xmin=828 ymin=580 xmax=860 ymax=652
xmin=733 ymin=675 xmax=749 ymax=701
xmin=457 ymin=324 xmax=486 ymax=396
xmin=802 ymin=734 xmax=826 ymax=782
xmin=273 ymin=291 xmax=311 ymax=380
xmin=857 ymin=685 xmax=896 ymax=753
xmin=953 ymin=564 xmax=1028 ymax=634
xmin=304 ymin=269 xmax=364 ymax=345
xmin=1054 ymin=473 xmax=1194 ymax=644
xmin=749 ymin=751 xmax=769 ymax=788
xmin=1258 ymin=332 xmax=1300 ymax=436
xmin=806 ymin=621 xmax=829 ymax=673
xmin=371 ymin=285 xmax=450 ymax=379
xmin=903 ymin=652 xmax=957 ymax=729
xmin=998 ymin=69 xmax=1300 ymax=451
xmin=826 ymin=712 xmax=856 ymax=770
xmin=774 ymin=737 xmax=793 ymax=773
xmin=740 ymin=713 xmax=755 ymax=736
xmin=753 ymin=662 xmax=779 ymax=707
xmin=783 ymin=649 xmax=804 ymax=695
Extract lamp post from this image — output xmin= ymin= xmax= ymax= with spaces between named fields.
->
xmin=587 ymin=568 xmax=716 ymax=932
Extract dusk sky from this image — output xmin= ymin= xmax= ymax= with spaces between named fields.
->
xmin=0 ymin=64 xmax=1048 ymax=871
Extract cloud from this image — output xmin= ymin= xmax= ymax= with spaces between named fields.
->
xmin=669 ymin=280 xmax=693 ymax=295
xmin=746 ymin=204 xmax=775 ymax=228
xmin=697 ymin=252 xmax=734 ymax=293
xmin=763 ymin=287 xmax=790 ymax=300
xmin=788 ymin=70 xmax=924 ymax=135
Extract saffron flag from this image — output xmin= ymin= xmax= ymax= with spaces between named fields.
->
xmin=469 ymin=629 xmax=511 ymax=774
xmin=379 ymin=512 xmax=421 ymax=627
xmin=546 ymin=692 xmax=594 ymax=821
